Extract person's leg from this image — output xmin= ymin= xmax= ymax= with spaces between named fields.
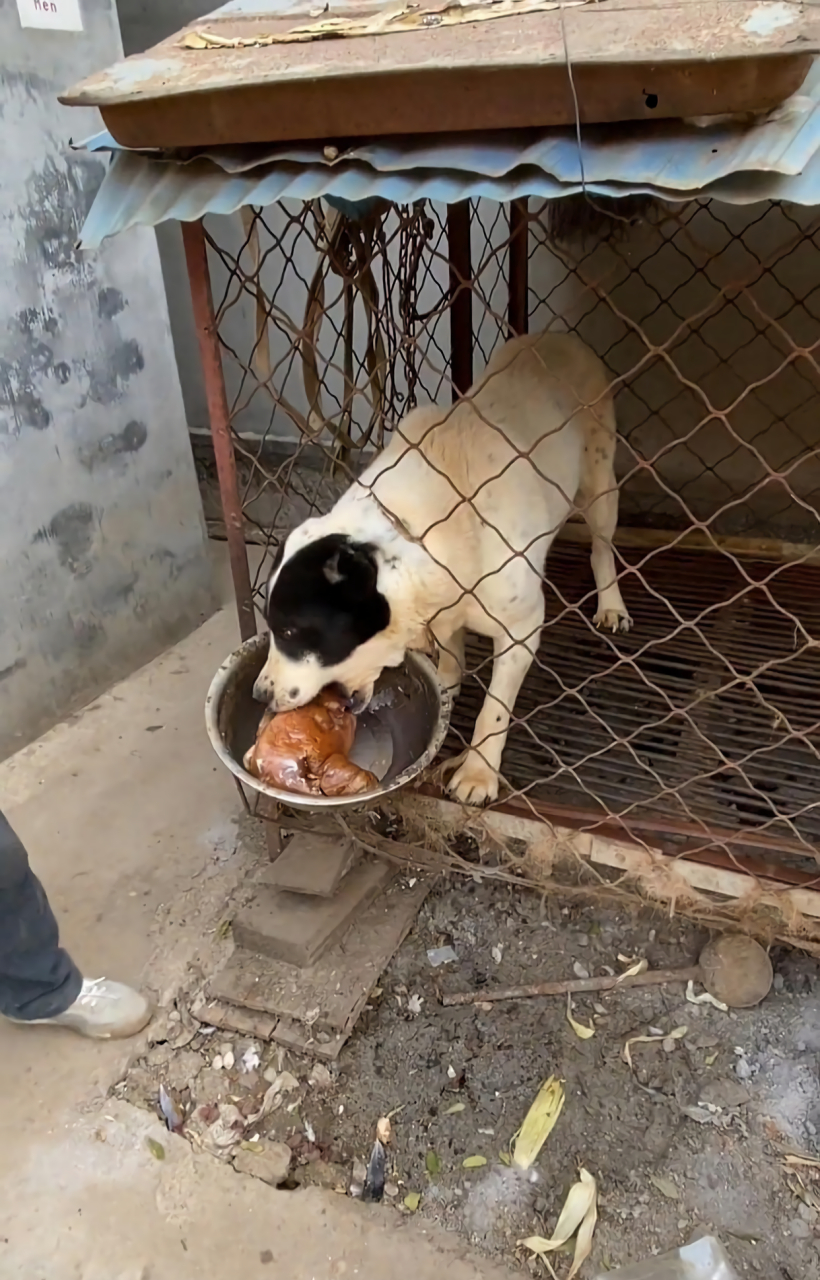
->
xmin=0 ymin=809 xmax=153 ymax=1038
xmin=0 ymin=809 xmax=82 ymax=1020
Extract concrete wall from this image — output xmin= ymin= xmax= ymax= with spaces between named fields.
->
xmin=0 ymin=0 xmax=215 ymax=759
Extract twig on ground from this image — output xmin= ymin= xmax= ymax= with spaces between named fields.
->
xmin=441 ymin=965 xmax=702 ymax=1006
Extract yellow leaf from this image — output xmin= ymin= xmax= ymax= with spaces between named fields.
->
xmin=511 ymin=1076 xmax=565 ymax=1171
xmin=462 ymin=1155 xmax=487 ymax=1169
xmin=566 ymin=995 xmax=595 ymax=1040
xmin=623 ymin=1025 xmax=687 ymax=1069
xmin=617 ymin=957 xmax=649 ymax=982
xmin=520 ymin=1167 xmax=598 ymax=1280
xmin=404 ymin=1191 xmax=421 ymax=1212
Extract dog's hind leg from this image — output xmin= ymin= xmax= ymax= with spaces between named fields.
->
xmin=578 ymin=408 xmax=631 ymax=635
xmin=446 ymin=615 xmax=540 ymax=805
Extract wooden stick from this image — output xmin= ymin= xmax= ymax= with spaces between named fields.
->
xmin=440 ymin=965 xmax=702 ymax=1006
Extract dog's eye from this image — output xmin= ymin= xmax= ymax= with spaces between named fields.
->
xmin=280 ymin=627 xmax=295 ymax=640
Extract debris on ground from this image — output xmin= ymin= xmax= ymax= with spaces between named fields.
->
xmin=114 ymin=861 xmax=820 ymax=1277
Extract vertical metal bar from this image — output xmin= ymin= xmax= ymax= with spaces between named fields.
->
xmin=182 ymin=218 xmax=256 ymax=642
xmin=508 ymin=198 xmax=529 ymax=338
xmin=447 ymin=201 xmax=473 ymax=402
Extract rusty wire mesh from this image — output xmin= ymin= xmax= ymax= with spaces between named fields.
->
xmin=198 ymin=192 xmax=820 ymax=941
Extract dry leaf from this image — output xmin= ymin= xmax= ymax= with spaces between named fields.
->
xmin=783 ymin=1153 xmax=820 ymax=1169
xmin=377 ymin=1116 xmax=392 ymax=1145
xmin=686 ymin=979 xmax=728 ymax=1012
xmin=705 ymin=1051 xmax=719 ymax=1066
xmin=146 ymin=1137 xmax=166 ymax=1161
xmin=521 ymin=1167 xmax=598 ymax=1280
xmin=404 ymin=1191 xmax=421 ymax=1211
xmin=649 ymin=1173 xmax=679 ymax=1200
xmin=511 ymin=1075 xmax=565 ymax=1170
xmin=444 ymin=1102 xmax=465 ymax=1115
xmin=623 ymin=1025 xmax=687 ymax=1069
xmin=566 ymin=995 xmax=595 ymax=1040
xmin=462 ymin=1155 xmax=487 ymax=1169
xmin=180 ymin=0 xmax=589 ymax=49
xmin=617 ymin=957 xmax=649 ymax=982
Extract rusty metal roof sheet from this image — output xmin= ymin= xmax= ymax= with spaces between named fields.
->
xmin=61 ymin=0 xmax=817 ymax=109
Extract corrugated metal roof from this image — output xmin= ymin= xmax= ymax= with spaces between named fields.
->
xmin=76 ymin=65 xmax=820 ymax=249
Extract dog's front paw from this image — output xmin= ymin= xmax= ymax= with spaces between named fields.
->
xmin=447 ymin=752 xmax=499 ymax=806
xmin=594 ymin=607 xmax=632 ymax=634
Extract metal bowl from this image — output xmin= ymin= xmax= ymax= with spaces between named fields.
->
xmin=205 ymin=633 xmax=452 ymax=809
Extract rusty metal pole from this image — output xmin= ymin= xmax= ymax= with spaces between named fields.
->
xmin=508 ymin=198 xmax=529 ymax=338
xmin=182 ymin=218 xmax=256 ymax=642
xmin=447 ymin=201 xmax=473 ymax=402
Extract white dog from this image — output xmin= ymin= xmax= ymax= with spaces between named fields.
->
xmin=254 ymin=330 xmax=631 ymax=804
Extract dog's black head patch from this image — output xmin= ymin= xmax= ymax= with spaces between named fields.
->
xmin=266 ymin=534 xmax=391 ymax=667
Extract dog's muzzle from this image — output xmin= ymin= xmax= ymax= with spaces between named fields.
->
xmin=345 ymin=686 xmax=373 ymax=715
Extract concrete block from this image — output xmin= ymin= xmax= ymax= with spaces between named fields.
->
xmin=264 ymin=833 xmax=356 ymax=898
xmin=231 ymin=856 xmax=391 ymax=968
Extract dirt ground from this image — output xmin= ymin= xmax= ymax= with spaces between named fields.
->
xmin=121 ymin=823 xmax=820 ymax=1280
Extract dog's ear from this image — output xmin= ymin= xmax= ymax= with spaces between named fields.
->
xmin=322 ymin=543 xmax=378 ymax=596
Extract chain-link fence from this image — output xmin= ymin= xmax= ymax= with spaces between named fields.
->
xmin=193 ymin=192 xmax=820 ymax=942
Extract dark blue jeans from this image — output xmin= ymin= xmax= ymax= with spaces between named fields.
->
xmin=0 ymin=810 xmax=82 ymax=1020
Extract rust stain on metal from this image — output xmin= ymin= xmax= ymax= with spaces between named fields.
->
xmin=59 ymin=0 xmax=817 ymax=108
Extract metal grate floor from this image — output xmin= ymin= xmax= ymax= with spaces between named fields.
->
xmin=445 ymin=542 xmax=820 ymax=868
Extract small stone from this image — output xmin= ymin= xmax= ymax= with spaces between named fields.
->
xmin=699 ymin=1079 xmax=751 ymax=1110
xmin=212 ymin=1055 xmax=223 ymax=1071
xmin=735 ymin=1058 xmax=753 ymax=1081
xmin=223 ymin=1050 xmax=235 ymax=1071
xmin=385 ymin=1181 xmax=399 ymax=1198
xmin=263 ymin=1067 xmax=280 ymax=1085
xmin=798 ymin=1201 xmax=817 ymax=1224
xmin=773 ymin=973 xmax=785 ymax=992
xmin=535 ymin=1196 xmax=548 ymax=1214
xmin=791 ymin=1217 xmax=812 ymax=1239
xmin=233 ymin=1141 xmax=292 ymax=1186
xmin=352 ymin=1158 xmax=367 ymax=1185
xmin=807 ymin=1120 xmax=818 ymax=1137
xmin=573 ymin=961 xmax=590 ymax=980
xmin=168 ymin=1010 xmax=181 ymax=1024
xmin=309 ymin=1064 xmax=333 ymax=1090
xmin=577 ymin=934 xmax=589 ymax=948
xmin=662 ymin=1036 xmax=678 ymax=1053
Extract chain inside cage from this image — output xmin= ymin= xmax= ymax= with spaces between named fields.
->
xmin=198 ymin=190 xmax=820 ymax=936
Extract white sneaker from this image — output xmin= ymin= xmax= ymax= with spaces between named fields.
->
xmin=11 ymin=977 xmax=153 ymax=1040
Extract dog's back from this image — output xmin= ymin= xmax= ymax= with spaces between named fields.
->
xmin=359 ymin=331 xmax=613 ymax=580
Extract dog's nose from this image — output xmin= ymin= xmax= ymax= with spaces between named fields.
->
xmin=253 ymin=675 xmax=274 ymax=704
